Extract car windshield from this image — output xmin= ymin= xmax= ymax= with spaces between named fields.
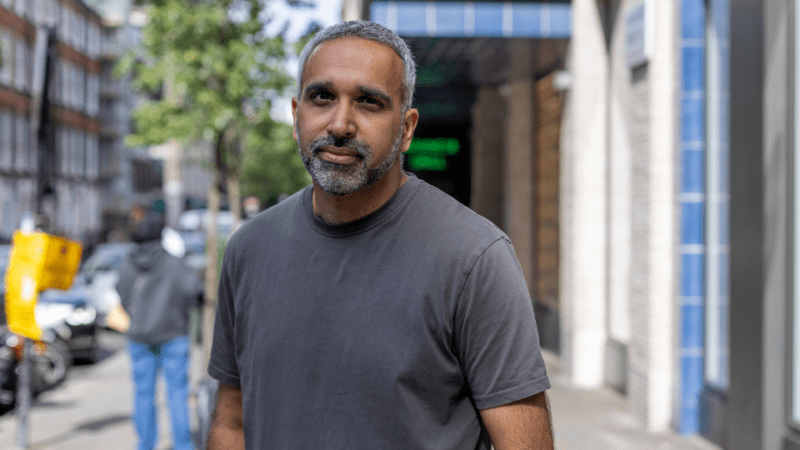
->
xmin=82 ymin=243 xmax=135 ymax=274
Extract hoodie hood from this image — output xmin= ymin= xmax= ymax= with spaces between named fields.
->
xmin=129 ymin=241 xmax=166 ymax=271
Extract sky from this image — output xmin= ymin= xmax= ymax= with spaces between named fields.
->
xmin=265 ymin=0 xmax=344 ymax=123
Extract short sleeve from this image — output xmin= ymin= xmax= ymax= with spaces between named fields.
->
xmin=207 ymin=254 xmax=241 ymax=388
xmin=453 ymin=238 xmax=551 ymax=410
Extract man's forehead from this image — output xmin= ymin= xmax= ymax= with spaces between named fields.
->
xmin=302 ymin=37 xmax=403 ymax=90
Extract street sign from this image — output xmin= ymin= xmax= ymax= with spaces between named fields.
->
xmin=4 ymin=231 xmax=82 ymax=341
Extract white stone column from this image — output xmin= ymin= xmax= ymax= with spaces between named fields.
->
xmin=643 ymin=0 xmax=677 ymax=432
xmin=560 ymin=0 xmax=609 ymax=388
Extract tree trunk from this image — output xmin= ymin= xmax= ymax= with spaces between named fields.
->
xmin=226 ymin=174 xmax=241 ymax=234
xmin=202 ymin=139 xmax=223 ymax=369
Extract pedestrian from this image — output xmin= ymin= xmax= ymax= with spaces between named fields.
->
xmin=206 ymin=21 xmax=553 ymax=450
xmin=116 ymin=207 xmax=203 ymax=450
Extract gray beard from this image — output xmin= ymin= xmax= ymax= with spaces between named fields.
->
xmin=299 ymin=124 xmax=404 ymax=196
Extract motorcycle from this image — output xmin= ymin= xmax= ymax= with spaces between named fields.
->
xmin=0 ymin=327 xmax=72 ymax=415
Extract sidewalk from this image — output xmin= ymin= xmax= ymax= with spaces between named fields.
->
xmin=0 ymin=343 xmax=723 ymax=449
xmin=545 ymin=350 xmax=722 ymax=450
xmin=0 ymin=341 xmax=206 ymax=450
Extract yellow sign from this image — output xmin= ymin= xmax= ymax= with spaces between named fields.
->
xmin=4 ymin=231 xmax=82 ymax=340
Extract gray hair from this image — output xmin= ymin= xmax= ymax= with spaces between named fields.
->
xmin=297 ymin=21 xmax=416 ymax=111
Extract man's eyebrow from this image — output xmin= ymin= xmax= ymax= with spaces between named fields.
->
xmin=356 ymin=86 xmax=392 ymax=106
xmin=303 ymin=81 xmax=332 ymax=97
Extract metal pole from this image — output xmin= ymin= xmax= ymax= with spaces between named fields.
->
xmin=15 ymin=339 xmax=32 ymax=450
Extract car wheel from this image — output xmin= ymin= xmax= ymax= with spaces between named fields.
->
xmin=76 ymin=336 xmax=99 ymax=364
xmin=33 ymin=339 xmax=72 ymax=390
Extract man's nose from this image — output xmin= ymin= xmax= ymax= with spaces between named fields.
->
xmin=328 ymin=102 xmax=356 ymax=139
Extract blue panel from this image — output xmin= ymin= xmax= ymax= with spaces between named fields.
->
xmin=682 ymin=98 xmax=705 ymax=143
xmin=681 ymin=253 xmax=704 ymax=297
xmin=681 ymin=0 xmax=705 ymax=39
xmin=370 ymin=2 xmax=390 ymax=28
xmin=435 ymin=3 xmax=465 ymax=36
xmin=681 ymin=202 xmax=704 ymax=245
xmin=396 ymin=3 xmax=427 ymax=35
xmin=681 ymin=149 xmax=705 ymax=193
xmin=473 ymin=3 xmax=504 ymax=36
xmin=548 ymin=5 xmax=572 ymax=37
xmin=681 ymin=355 xmax=704 ymax=403
xmin=680 ymin=407 xmax=700 ymax=434
xmin=682 ymin=304 xmax=704 ymax=348
xmin=512 ymin=4 xmax=541 ymax=37
xmin=682 ymin=47 xmax=704 ymax=91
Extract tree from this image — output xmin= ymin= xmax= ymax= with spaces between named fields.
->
xmin=116 ymin=0 xmax=296 ymax=364
xmin=242 ymin=120 xmax=310 ymax=207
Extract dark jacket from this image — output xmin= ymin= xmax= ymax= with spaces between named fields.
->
xmin=115 ymin=240 xmax=203 ymax=344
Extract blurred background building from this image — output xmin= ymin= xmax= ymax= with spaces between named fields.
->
xmin=0 ymin=0 xmax=153 ymax=245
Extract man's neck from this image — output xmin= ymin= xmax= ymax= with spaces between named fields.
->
xmin=312 ymin=163 xmax=409 ymax=224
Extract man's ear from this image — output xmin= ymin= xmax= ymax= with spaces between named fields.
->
xmin=400 ymin=108 xmax=419 ymax=153
xmin=291 ymin=97 xmax=299 ymax=142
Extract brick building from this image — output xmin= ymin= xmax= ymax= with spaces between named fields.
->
xmin=0 ymin=0 xmax=145 ymax=244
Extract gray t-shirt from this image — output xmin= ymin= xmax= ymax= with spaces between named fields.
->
xmin=208 ymin=174 xmax=550 ymax=449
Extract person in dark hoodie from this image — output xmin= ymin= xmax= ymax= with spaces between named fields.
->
xmin=116 ymin=207 xmax=203 ymax=450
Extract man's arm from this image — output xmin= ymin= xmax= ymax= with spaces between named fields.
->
xmin=479 ymin=391 xmax=554 ymax=450
xmin=206 ymin=383 xmax=245 ymax=450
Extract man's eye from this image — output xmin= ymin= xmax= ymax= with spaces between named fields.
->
xmin=310 ymin=92 xmax=334 ymax=102
xmin=359 ymin=96 xmax=383 ymax=108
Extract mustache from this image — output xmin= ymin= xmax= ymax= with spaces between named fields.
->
xmin=309 ymin=135 xmax=370 ymax=159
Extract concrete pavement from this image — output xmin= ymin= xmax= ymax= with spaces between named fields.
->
xmin=545 ymin=350 xmax=721 ymax=450
xmin=0 ymin=333 xmax=723 ymax=450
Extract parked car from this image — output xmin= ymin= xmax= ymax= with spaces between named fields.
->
xmin=178 ymin=209 xmax=236 ymax=239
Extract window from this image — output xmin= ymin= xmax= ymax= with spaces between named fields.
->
xmin=705 ymin=0 xmax=730 ymax=391
xmin=12 ymin=0 xmax=24 ymax=18
xmin=60 ymin=6 xmax=70 ymax=46
xmin=86 ymin=73 xmax=99 ymax=116
xmin=14 ymin=115 xmax=28 ymax=173
xmin=0 ymin=31 xmax=12 ymax=86
xmin=0 ymin=109 xmax=11 ymax=170
xmin=14 ymin=38 xmax=28 ymax=93
xmin=86 ymin=133 xmax=98 ymax=180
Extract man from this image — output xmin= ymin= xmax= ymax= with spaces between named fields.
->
xmin=116 ymin=207 xmax=203 ymax=450
xmin=207 ymin=21 xmax=553 ymax=449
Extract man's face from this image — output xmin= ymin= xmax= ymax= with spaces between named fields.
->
xmin=292 ymin=37 xmax=417 ymax=195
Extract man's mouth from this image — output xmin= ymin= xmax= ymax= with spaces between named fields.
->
xmin=317 ymin=146 xmax=362 ymax=165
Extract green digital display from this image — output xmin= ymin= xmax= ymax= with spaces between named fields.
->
xmin=406 ymin=138 xmax=460 ymax=171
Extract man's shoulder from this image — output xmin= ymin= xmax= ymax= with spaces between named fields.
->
xmin=409 ymin=179 xmax=506 ymax=242
xmin=399 ymin=179 xmax=509 ymax=260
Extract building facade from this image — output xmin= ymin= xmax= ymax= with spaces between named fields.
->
xmin=343 ymin=1 xmax=798 ymax=449
xmin=0 ymin=0 xmax=149 ymax=245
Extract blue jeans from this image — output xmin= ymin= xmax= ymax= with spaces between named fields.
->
xmin=128 ymin=336 xmax=194 ymax=450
